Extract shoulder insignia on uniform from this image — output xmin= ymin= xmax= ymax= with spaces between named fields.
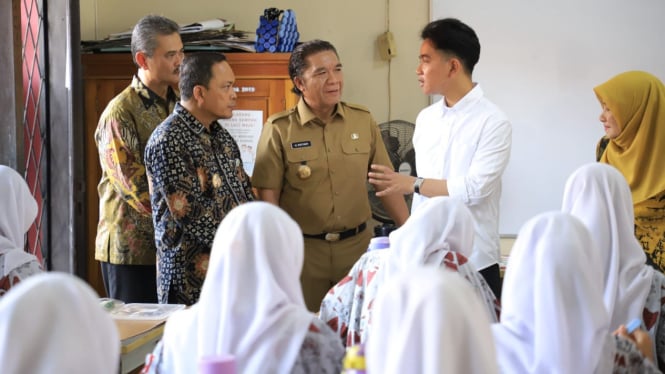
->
xmin=266 ymin=107 xmax=296 ymax=124
xmin=344 ymin=102 xmax=370 ymax=113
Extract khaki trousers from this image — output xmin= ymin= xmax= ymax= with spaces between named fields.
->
xmin=301 ymin=228 xmax=372 ymax=311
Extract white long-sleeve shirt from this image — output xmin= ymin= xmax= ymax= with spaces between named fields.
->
xmin=412 ymin=84 xmax=512 ymax=270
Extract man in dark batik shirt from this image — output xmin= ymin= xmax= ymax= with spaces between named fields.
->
xmin=145 ymin=52 xmax=254 ymax=305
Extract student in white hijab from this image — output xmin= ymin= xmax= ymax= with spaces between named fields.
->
xmin=366 ymin=267 xmax=499 ymax=374
xmin=562 ymin=162 xmax=665 ymax=367
xmin=0 ymin=165 xmax=42 ymax=296
xmin=144 ymin=202 xmax=344 ymax=374
xmin=493 ymin=212 xmax=658 ymax=373
xmin=0 ymin=272 xmax=120 ymax=374
xmin=319 ymin=196 xmax=499 ymax=347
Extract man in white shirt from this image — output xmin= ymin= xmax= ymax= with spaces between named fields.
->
xmin=368 ymin=18 xmax=511 ymax=298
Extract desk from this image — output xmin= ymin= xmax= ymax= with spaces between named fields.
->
xmin=115 ymin=319 xmax=165 ymax=373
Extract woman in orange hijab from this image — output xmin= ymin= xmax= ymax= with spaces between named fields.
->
xmin=595 ymin=71 xmax=665 ymax=272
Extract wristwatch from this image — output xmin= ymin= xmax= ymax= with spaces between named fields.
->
xmin=413 ymin=177 xmax=424 ymax=194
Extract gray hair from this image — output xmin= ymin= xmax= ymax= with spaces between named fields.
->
xmin=130 ymin=15 xmax=180 ymax=65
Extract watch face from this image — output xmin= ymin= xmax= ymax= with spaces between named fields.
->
xmin=414 ymin=177 xmax=424 ymax=193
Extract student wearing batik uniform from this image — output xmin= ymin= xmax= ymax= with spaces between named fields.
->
xmin=145 ymin=52 xmax=254 ymax=305
xmin=0 ymin=165 xmax=42 ymax=297
xmin=563 ymin=162 xmax=665 ymax=368
xmin=142 ymin=202 xmax=343 ymax=374
xmin=0 ymin=272 xmax=120 ymax=374
xmin=94 ymin=15 xmax=183 ymax=302
xmin=366 ymin=268 xmax=499 ymax=374
xmin=493 ymin=212 xmax=659 ymax=373
xmin=319 ymin=196 xmax=499 ymax=347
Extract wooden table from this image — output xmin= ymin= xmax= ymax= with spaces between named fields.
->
xmin=114 ymin=318 xmax=165 ymax=373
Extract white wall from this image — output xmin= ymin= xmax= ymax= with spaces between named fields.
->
xmin=433 ymin=0 xmax=665 ymax=234
xmin=80 ymin=0 xmax=430 ymax=125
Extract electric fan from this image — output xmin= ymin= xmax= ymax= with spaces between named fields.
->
xmin=367 ymin=120 xmax=416 ymax=236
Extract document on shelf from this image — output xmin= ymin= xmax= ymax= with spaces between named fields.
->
xmin=180 ymin=19 xmax=233 ymax=34
xmin=107 ymin=18 xmax=233 ymax=40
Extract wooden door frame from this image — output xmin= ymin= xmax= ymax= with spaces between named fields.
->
xmin=0 ymin=0 xmax=23 ymax=169
xmin=46 ymin=0 xmax=88 ymax=274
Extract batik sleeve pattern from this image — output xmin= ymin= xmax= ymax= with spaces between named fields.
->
xmin=643 ymin=271 xmax=665 ymax=369
xmin=145 ymin=105 xmax=254 ymax=305
xmin=94 ymin=77 xmax=176 ymax=265
xmin=0 ymin=260 xmax=42 ymax=297
xmin=613 ymin=335 xmax=661 ymax=373
xmin=442 ymin=251 xmax=501 ymax=322
xmin=635 ymin=191 xmax=665 ymax=274
xmin=97 ymin=109 xmax=152 ymax=216
xmin=291 ymin=318 xmax=345 ymax=374
xmin=319 ymin=250 xmax=385 ymax=346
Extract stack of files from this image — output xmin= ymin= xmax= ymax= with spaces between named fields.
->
xmin=180 ymin=19 xmax=233 ymax=34
xmin=82 ymin=18 xmax=256 ymax=53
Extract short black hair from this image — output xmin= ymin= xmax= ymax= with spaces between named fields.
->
xmin=421 ymin=18 xmax=480 ymax=75
xmin=130 ymin=15 xmax=180 ymax=66
xmin=288 ymin=39 xmax=339 ymax=95
xmin=179 ymin=52 xmax=228 ymax=101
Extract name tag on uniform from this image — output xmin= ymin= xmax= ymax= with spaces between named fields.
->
xmin=291 ymin=141 xmax=311 ymax=149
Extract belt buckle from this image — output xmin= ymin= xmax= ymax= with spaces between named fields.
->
xmin=324 ymin=232 xmax=340 ymax=242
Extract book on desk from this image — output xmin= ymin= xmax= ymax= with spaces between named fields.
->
xmin=109 ymin=303 xmax=185 ymax=373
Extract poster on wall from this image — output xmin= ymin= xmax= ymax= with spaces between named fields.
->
xmin=218 ymin=110 xmax=263 ymax=175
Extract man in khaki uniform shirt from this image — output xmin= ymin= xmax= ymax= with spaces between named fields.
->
xmin=252 ymin=40 xmax=409 ymax=311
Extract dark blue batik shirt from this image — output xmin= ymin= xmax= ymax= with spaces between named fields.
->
xmin=145 ymin=103 xmax=254 ymax=305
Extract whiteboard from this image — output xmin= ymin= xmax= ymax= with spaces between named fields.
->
xmin=431 ymin=0 xmax=665 ymax=235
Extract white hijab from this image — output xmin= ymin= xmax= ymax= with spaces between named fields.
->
xmin=380 ymin=196 xmax=475 ymax=282
xmin=0 ymin=272 xmax=120 ymax=374
xmin=0 ymin=165 xmax=39 ymax=277
xmin=492 ymin=212 xmax=614 ymax=374
xmin=367 ymin=267 xmax=498 ymax=374
xmin=562 ymin=162 xmax=653 ymax=331
xmin=162 ymin=202 xmax=314 ymax=373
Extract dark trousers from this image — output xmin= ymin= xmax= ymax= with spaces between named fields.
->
xmin=479 ymin=263 xmax=502 ymax=300
xmin=100 ymin=262 xmax=157 ymax=303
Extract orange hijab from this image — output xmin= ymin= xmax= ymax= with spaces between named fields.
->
xmin=594 ymin=71 xmax=665 ymax=203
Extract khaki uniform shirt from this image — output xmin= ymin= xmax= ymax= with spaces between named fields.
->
xmin=94 ymin=76 xmax=177 ymax=265
xmin=252 ymin=98 xmax=392 ymax=234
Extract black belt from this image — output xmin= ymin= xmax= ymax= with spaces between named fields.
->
xmin=303 ymin=223 xmax=367 ymax=242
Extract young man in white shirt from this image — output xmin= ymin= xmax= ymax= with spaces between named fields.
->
xmin=369 ymin=18 xmax=511 ymax=298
